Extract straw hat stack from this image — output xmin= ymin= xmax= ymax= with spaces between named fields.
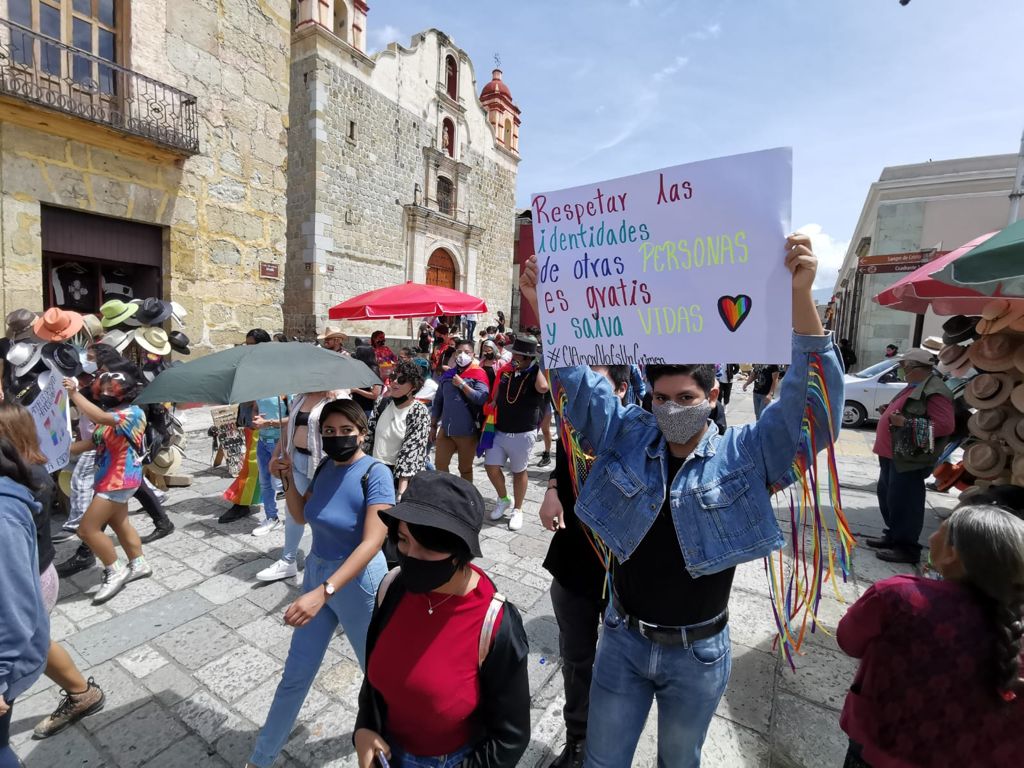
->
xmin=952 ymin=299 xmax=1024 ymax=489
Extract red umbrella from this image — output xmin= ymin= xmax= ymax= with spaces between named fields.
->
xmin=873 ymin=233 xmax=997 ymax=315
xmin=328 ymin=281 xmax=488 ymax=320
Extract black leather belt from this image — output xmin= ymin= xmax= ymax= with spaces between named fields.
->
xmin=611 ymin=593 xmax=728 ymax=647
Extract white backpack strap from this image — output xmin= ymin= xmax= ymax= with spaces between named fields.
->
xmin=377 ymin=566 xmax=401 ymax=607
xmin=478 ymin=592 xmax=506 ymax=667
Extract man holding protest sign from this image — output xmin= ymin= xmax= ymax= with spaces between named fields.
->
xmin=520 ymin=229 xmax=843 ymax=766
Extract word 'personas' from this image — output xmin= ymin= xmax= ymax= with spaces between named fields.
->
xmin=531 ymin=148 xmax=793 ymax=367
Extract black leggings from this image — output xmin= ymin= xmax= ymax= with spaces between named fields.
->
xmin=844 ymin=742 xmax=871 ymax=768
xmin=0 ymin=703 xmax=16 ymax=768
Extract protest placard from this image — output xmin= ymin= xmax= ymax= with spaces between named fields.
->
xmin=27 ymin=371 xmax=72 ymax=472
xmin=530 ymin=147 xmax=793 ymax=368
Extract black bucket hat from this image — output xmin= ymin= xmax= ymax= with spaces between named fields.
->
xmin=41 ymin=341 xmax=83 ymax=377
xmin=941 ymin=315 xmax=980 ymax=345
xmin=378 ymin=471 xmax=484 ymax=557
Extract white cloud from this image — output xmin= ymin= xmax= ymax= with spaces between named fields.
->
xmin=370 ymin=24 xmax=403 ymax=51
xmin=690 ymin=22 xmax=722 ymax=41
xmin=653 ymin=55 xmax=689 ymax=82
xmin=795 ymin=223 xmax=851 ymax=292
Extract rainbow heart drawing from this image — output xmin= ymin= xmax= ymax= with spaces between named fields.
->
xmin=717 ymin=295 xmax=752 ymax=333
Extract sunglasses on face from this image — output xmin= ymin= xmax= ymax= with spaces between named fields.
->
xmin=98 ymin=372 xmax=129 ymax=384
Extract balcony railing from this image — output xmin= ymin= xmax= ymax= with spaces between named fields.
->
xmin=0 ymin=18 xmax=199 ymax=154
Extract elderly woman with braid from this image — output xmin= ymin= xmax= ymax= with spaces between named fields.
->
xmin=837 ymin=491 xmax=1024 ymax=768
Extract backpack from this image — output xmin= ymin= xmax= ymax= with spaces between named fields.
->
xmin=377 ymin=566 xmax=506 ymax=667
xmin=139 ymin=404 xmax=177 ymax=465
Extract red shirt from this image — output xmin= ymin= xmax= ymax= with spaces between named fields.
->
xmin=837 ymin=575 xmax=1024 ymax=768
xmin=873 ymin=384 xmax=955 ymax=458
xmin=367 ymin=565 xmax=503 ymax=756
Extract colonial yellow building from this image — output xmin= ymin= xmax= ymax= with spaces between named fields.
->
xmin=0 ymin=0 xmax=290 ymax=350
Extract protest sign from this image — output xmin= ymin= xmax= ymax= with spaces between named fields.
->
xmin=27 ymin=371 xmax=72 ymax=472
xmin=530 ymin=147 xmax=793 ymax=368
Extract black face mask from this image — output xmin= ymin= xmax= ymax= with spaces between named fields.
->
xmin=322 ymin=434 xmax=360 ymax=463
xmin=391 ymin=392 xmax=411 ymax=405
xmin=398 ymin=552 xmax=459 ymax=594
xmin=98 ymin=395 xmax=122 ymax=410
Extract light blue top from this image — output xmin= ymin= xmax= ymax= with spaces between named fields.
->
xmin=304 ymin=455 xmax=395 ymax=560
xmin=255 ymin=396 xmax=285 ymax=442
xmin=551 ymin=332 xmax=844 ymax=577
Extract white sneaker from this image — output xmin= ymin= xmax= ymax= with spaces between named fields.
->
xmin=490 ymin=497 xmax=511 ymax=521
xmin=125 ymin=558 xmax=153 ymax=583
xmin=256 ymin=558 xmax=298 ymax=582
xmin=93 ymin=564 xmax=130 ymax=604
xmin=508 ymin=509 xmax=524 ymax=531
xmin=252 ymin=518 xmax=283 ymax=537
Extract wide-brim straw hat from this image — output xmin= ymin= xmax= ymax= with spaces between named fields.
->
xmin=136 ymin=326 xmax=171 ymax=356
xmin=6 ymin=341 xmax=43 ymax=378
xmin=968 ymin=407 xmax=1011 ymax=440
xmin=1013 ymin=382 xmax=1024 ymax=415
xmin=968 ymin=333 xmax=1017 ymax=372
xmin=1000 ymin=413 xmax=1024 ymax=454
xmin=1014 ymin=345 xmax=1024 ymax=376
xmin=1013 ymin=455 xmax=1024 ymax=487
xmin=148 ymin=444 xmax=184 ymax=476
xmin=317 ymin=325 xmax=349 ymax=342
xmin=99 ymin=328 xmax=134 ymax=353
xmin=963 ymin=440 xmax=1009 ymax=480
xmin=81 ymin=314 xmax=104 ymax=341
xmin=937 ymin=344 xmax=971 ymax=375
xmin=989 ymin=302 xmax=1024 ymax=335
xmin=964 ymin=372 xmax=1016 ymax=409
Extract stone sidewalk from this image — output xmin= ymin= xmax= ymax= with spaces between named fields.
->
xmin=11 ymin=394 xmax=957 ymax=767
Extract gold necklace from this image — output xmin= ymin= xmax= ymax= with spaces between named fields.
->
xmin=503 ymin=368 xmax=532 ymax=406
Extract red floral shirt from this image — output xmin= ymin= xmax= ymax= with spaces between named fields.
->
xmin=837 ymin=575 xmax=1024 ymax=768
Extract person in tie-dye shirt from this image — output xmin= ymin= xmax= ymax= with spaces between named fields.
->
xmin=63 ymin=362 xmax=153 ymax=605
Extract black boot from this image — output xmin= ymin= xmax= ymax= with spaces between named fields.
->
xmin=56 ymin=544 xmax=96 ymax=577
xmin=550 ymin=738 xmax=584 ymax=768
xmin=538 ymin=451 xmax=552 ymax=468
xmin=140 ymin=515 xmax=175 ymax=544
xmin=218 ymin=504 xmax=252 ymax=523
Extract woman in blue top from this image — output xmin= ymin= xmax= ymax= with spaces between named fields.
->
xmin=0 ymin=436 xmax=49 ymax=768
xmin=248 ymin=399 xmax=394 ymax=768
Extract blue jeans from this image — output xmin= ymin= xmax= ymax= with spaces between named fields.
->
xmin=281 ymin=451 xmax=310 ymax=564
xmin=392 ymin=743 xmax=473 ymax=767
xmin=250 ymin=551 xmax=387 ymax=767
xmin=585 ymin=604 xmax=732 ymax=768
xmin=465 ymin=319 xmax=476 ymax=340
xmin=256 ymin=438 xmax=282 ymax=520
xmin=752 ymin=393 xmax=771 ymax=420
xmin=876 ymin=456 xmax=930 ymax=554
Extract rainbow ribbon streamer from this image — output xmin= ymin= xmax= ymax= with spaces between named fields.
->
xmin=766 ymin=352 xmax=853 ymax=671
xmin=552 ymin=379 xmax=614 ymax=598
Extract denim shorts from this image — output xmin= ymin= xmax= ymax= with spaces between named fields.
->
xmin=95 ymin=487 xmax=136 ymax=504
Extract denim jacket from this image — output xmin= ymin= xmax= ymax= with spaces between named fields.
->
xmin=551 ymin=332 xmax=844 ymax=577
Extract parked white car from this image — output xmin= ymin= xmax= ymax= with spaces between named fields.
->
xmin=842 ymin=359 xmax=906 ymax=429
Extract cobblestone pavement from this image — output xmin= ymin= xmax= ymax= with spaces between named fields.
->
xmin=12 ymin=393 xmax=957 ymax=767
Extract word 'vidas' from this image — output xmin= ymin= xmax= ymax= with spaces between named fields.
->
xmin=638 ymin=305 xmax=704 ymax=336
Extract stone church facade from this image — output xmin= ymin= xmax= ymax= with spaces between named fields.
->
xmin=285 ymin=0 xmax=522 ymax=338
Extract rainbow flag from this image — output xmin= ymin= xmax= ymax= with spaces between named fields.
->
xmin=223 ymin=428 xmax=262 ymax=506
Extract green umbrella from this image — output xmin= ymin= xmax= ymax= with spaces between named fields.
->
xmin=134 ymin=342 xmax=380 ymax=405
xmin=935 ymin=219 xmax=1024 ymax=297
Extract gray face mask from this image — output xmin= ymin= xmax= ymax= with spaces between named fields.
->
xmin=652 ymin=400 xmax=713 ymax=444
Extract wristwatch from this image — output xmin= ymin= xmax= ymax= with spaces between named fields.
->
xmin=323 ymin=580 xmax=336 ymax=597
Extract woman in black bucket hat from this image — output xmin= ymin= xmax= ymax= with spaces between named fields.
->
xmin=354 ymin=471 xmax=530 ymax=768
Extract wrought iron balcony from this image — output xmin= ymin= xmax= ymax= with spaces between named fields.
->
xmin=0 ymin=18 xmax=199 ymax=154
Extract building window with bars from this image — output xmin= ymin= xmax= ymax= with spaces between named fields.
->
xmin=436 ymin=175 xmax=454 ymax=216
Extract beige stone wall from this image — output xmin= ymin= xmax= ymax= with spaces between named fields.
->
xmin=0 ymin=0 xmax=291 ymax=351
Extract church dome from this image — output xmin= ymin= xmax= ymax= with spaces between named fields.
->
xmin=481 ymin=69 xmax=512 ymax=100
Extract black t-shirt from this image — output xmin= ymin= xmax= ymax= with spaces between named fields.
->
xmin=753 ymin=365 xmax=780 ymax=395
xmin=542 ymin=440 xmax=608 ymax=602
xmin=613 ymin=453 xmax=735 ymax=626
xmin=495 ymin=366 xmax=545 ymax=433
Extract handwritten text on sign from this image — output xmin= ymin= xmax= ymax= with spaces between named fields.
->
xmin=530 ymin=148 xmax=793 ymax=368
xmin=27 ymin=371 xmax=72 ymax=473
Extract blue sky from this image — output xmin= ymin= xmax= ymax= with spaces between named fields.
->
xmin=368 ymin=0 xmax=1024 ymax=292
